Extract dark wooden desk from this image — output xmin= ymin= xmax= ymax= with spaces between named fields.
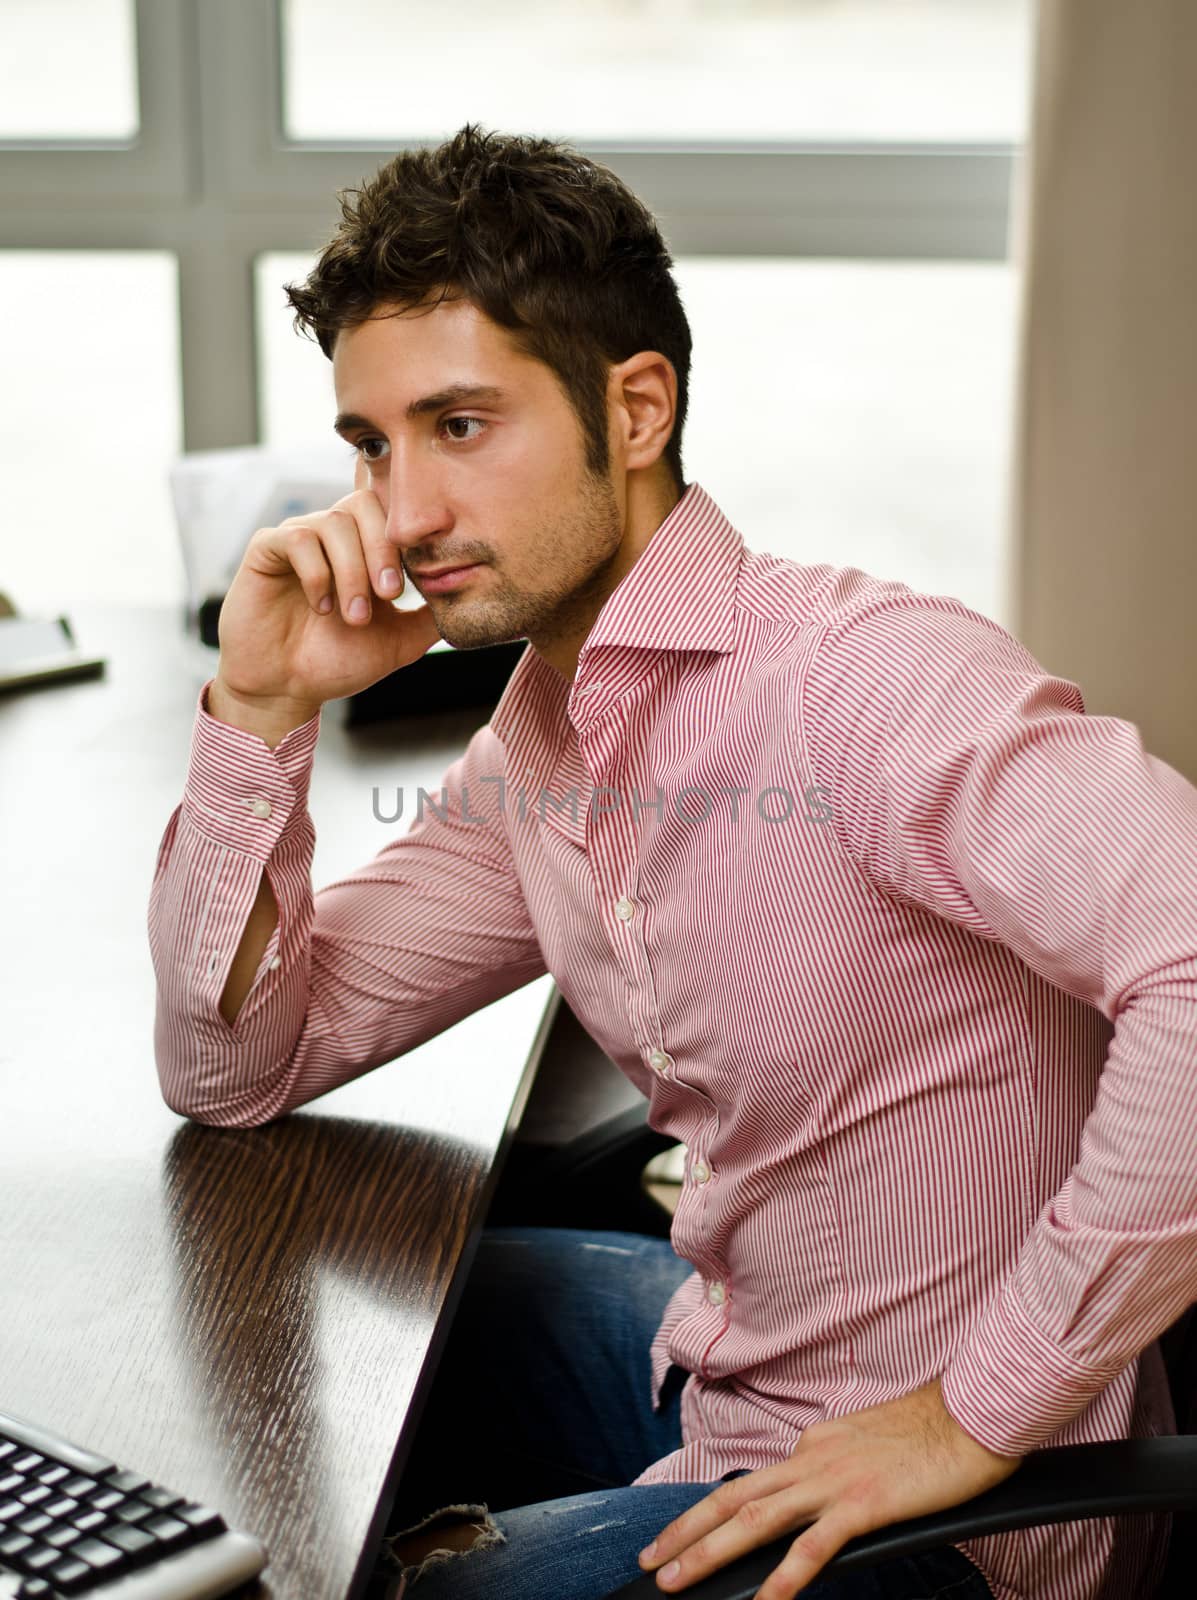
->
xmin=0 ymin=606 xmax=559 ymax=1599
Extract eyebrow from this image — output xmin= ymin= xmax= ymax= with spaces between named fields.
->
xmin=333 ymin=383 xmax=510 ymax=438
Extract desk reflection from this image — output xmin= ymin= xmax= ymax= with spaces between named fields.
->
xmin=162 ymin=1114 xmax=486 ymax=1598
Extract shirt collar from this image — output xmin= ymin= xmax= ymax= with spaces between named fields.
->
xmin=575 ymin=479 xmax=742 ymax=662
xmin=489 ymin=481 xmax=743 ymax=784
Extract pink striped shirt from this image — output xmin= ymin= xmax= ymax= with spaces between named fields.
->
xmin=149 ymin=482 xmax=1196 ymax=1599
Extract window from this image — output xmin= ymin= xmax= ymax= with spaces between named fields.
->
xmin=256 ymin=253 xmax=339 ymax=449
xmin=0 ymin=0 xmax=138 ymax=140
xmin=0 ymin=251 xmax=182 ymax=612
xmin=282 ymin=0 xmax=1032 ymax=144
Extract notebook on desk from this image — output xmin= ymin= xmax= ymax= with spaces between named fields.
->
xmin=0 ymin=612 xmax=106 ymax=694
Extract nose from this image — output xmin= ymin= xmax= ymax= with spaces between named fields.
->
xmin=378 ymin=444 xmax=453 ymax=562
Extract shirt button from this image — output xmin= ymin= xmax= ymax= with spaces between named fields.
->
xmin=691 ymin=1159 xmax=711 ymax=1184
xmin=248 ymin=797 xmax=272 ymax=819
xmin=648 ymin=1049 xmax=673 ymax=1076
xmin=268 ymin=955 xmax=282 ymax=970
xmin=615 ymin=896 xmax=635 ymax=920
xmin=707 ymin=1280 xmax=727 ymax=1306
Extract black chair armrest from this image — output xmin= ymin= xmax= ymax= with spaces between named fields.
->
xmin=603 ymin=1435 xmax=1197 ymax=1599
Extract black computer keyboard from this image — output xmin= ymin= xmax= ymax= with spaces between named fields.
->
xmin=0 ymin=1409 xmax=266 ymax=1599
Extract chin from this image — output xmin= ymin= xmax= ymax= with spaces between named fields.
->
xmin=451 ymin=620 xmax=528 ymax=653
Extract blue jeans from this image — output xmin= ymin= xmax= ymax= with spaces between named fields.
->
xmin=375 ymin=1227 xmax=994 ymax=1600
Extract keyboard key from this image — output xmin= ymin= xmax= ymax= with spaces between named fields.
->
xmin=44 ymin=1522 xmax=85 ymax=1548
xmin=33 ymin=1465 xmax=70 ymax=1488
xmin=42 ymin=1495 xmax=79 ymax=1519
xmin=59 ymin=1475 xmax=96 ymax=1498
xmin=102 ymin=1522 xmax=157 ymax=1558
xmin=0 ymin=1442 xmax=17 ymax=1461
xmin=16 ymin=1577 xmax=56 ymax=1599
xmin=112 ymin=1498 xmax=154 ymax=1524
xmin=63 ymin=1534 xmax=125 ymax=1571
xmin=72 ymin=1509 xmax=108 ymax=1534
xmin=43 ymin=1556 xmax=92 ymax=1594
xmin=13 ymin=1511 xmax=52 ymax=1537
xmin=142 ymin=1512 xmax=193 ymax=1550
xmin=106 ymin=1470 xmax=151 ymax=1495
xmin=0 ymin=1471 xmax=23 ymax=1494
xmin=89 ymin=1488 xmax=124 ymax=1511
xmin=176 ymin=1502 xmax=227 ymax=1538
xmin=0 ymin=1529 xmax=34 ymax=1557
xmin=0 ymin=1496 xmax=25 ymax=1520
xmin=16 ymin=1486 xmax=52 ymax=1507
xmin=9 ymin=1455 xmax=44 ymax=1475
xmin=140 ymin=1484 xmax=185 ymax=1510
xmin=22 ymin=1543 xmax=62 ymax=1571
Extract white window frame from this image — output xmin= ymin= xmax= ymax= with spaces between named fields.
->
xmin=0 ymin=0 xmax=1018 ymax=453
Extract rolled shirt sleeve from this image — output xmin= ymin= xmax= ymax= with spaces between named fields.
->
xmin=800 ymin=591 xmax=1197 ymax=1456
xmin=149 ymin=677 xmax=547 ymax=1127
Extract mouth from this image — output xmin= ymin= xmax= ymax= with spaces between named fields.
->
xmin=410 ymin=562 xmax=485 ymax=594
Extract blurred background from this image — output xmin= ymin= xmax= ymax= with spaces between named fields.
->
xmin=1 ymin=0 xmax=1193 ymax=776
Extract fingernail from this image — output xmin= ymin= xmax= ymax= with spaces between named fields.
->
xmin=661 ymin=1560 xmax=680 ymax=1583
xmin=639 ymin=1541 xmax=657 ymax=1563
xmin=380 ymin=567 xmax=400 ymax=590
xmin=349 ymin=596 xmax=369 ymax=621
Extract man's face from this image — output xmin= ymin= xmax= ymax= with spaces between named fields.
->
xmin=332 ymin=294 xmax=631 ymax=680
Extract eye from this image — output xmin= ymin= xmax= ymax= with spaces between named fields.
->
xmin=441 ymin=416 xmax=487 ymax=443
xmin=350 ymin=416 xmax=487 ymax=462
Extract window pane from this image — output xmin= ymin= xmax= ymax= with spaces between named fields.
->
xmin=0 ymin=0 xmax=138 ymax=140
xmin=282 ymin=0 xmax=1031 ymax=145
xmin=256 ymin=254 xmax=341 ymax=451
xmin=677 ymin=259 xmax=1017 ymax=629
xmin=257 ymin=253 xmax=1016 ymax=630
xmin=0 ymin=252 xmax=182 ymax=611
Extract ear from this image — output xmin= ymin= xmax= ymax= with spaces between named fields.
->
xmin=609 ymin=351 xmax=678 ymax=474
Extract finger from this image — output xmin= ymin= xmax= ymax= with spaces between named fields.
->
xmin=752 ymin=1507 xmax=868 ymax=1600
xmin=250 ymin=523 xmax=338 ymax=617
xmin=639 ymin=1465 xmax=798 ymax=1572
xmin=650 ymin=1485 xmax=821 ymax=1593
xmin=304 ymin=506 xmax=380 ymax=626
xmin=329 ymin=483 xmax=405 ymax=606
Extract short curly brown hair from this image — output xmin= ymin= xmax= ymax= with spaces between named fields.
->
xmin=283 ymin=122 xmax=692 ymax=494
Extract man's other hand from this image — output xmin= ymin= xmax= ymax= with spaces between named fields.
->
xmin=636 ymin=1378 xmax=1020 ymax=1598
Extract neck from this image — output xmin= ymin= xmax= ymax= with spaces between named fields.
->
xmin=535 ymin=472 xmax=685 ymax=682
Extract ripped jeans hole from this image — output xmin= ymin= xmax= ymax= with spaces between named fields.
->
xmin=379 ymin=1502 xmax=506 ymax=1593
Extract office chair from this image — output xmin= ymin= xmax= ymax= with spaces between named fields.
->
xmin=484 ymin=1001 xmax=1197 ymax=1598
xmin=489 ymin=1099 xmax=677 ymax=1238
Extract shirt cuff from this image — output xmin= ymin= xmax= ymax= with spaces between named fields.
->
xmin=939 ymin=1278 xmax=1119 ymax=1458
xmin=182 ymin=677 xmax=322 ymax=857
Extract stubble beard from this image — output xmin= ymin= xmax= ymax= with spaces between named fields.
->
xmin=428 ymin=468 xmax=624 ymax=656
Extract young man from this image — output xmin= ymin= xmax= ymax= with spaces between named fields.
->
xmin=148 ymin=123 xmax=1195 ymax=1600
